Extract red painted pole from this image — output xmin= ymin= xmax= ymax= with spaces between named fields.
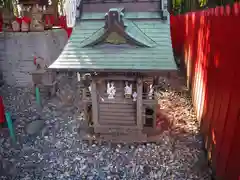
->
xmin=0 ymin=96 xmax=5 ymax=124
xmin=33 ymin=56 xmax=37 ymax=65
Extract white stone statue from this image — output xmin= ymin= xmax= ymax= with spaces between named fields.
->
xmin=148 ymin=84 xmax=154 ymax=100
xmin=107 ymin=82 xmax=111 ymax=94
xmin=124 ymin=81 xmax=132 ymax=98
xmin=107 ymin=82 xmax=116 ymax=99
xmin=132 ymin=92 xmax=137 ymax=101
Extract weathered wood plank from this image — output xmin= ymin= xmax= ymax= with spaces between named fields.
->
xmin=99 ymin=111 xmax=136 ymax=117
xmin=91 ymin=80 xmax=100 ymax=126
xmin=137 ymin=78 xmax=143 ymax=129
xmin=99 ymin=102 xmax=135 ymax=108
xmin=99 ymin=115 xmax=135 ymax=121
xmin=100 ymin=107 xmax=135 ymax=113
xmin=94 ymin=75 xmax=136 ymax=81
xmin=142 ymin=107 xmax=146 ymax=125
xmin=99 ymin=120 xmax=136 ymax=126
xmin=94 ymin=125 xmax=140 ymax=134
xmin=82 ymin=86 xmax=89 ymax=123
xmin=99 ymin=98 xmax=137 ymax=104
xmin=143 ymin=99 xmax=157 ymax=106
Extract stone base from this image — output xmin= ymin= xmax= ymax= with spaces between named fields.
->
xmin=124 ymin=94 xmax=132 ymax=99
xmin=81 ymin=126 xmax=163 ymax=144
xmin=34 ymin=81 xmax=57 ymax=98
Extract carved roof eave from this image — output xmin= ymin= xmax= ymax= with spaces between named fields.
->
xmin=82 ymin=22 xmax=151 ymax=48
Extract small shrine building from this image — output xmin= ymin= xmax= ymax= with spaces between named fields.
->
xmin=49 ymin=1 xmax=177 ymax=142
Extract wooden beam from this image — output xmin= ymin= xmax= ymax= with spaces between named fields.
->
xmin=93 ymin=75 xmax=136 ymax=81
xmin=153 ymin=101 xmax=157 ymax=129
xmin=136 ymin=78 xmax=143 ymax=130
xmin=82 ymin=86 xmax=88 ymax=123
xmin=91 ymin=80 xmax=100 ymax=126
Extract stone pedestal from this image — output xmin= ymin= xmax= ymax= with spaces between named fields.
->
xmin=32 ymin=69 xmax=57 ymax=97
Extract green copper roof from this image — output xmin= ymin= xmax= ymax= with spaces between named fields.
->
xmin=49 ymin=12 xmax=176 ymax=72
xmin=79 ymin=18 xmax=157 ymax=48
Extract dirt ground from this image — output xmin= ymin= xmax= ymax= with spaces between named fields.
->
xmin=0 ymin=73 xmax=211 ymax=180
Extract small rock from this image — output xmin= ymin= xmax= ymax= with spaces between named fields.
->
xmin=92 ymin=144 xmax=96 ymax=148
xmin=26 ymin=120 xmax=45 ymax=135
xmin=143 ymin=165 xmax=151 ymax=175
xmin=41 ymin=127 xmax=48 ymax=137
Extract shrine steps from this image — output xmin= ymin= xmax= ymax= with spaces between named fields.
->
xmin=99 ymin=133 xmax=148 ymax=143
xmin=82 ymin=127 xmax=163 ymax=144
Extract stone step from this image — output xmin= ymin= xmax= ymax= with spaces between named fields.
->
xmin=82 ymin=130 xmax=162 ymax=144
xmin=94 ymin=126 xmax=141 ymax=134
xmin=99 ymin=133 xmax=147 ymax=143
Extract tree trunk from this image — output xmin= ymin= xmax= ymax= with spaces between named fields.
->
xmin=12 ymin=0 xmax=19 ymax=17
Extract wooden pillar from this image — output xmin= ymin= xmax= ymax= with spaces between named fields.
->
xmin=91 ymin=80 xmax=99 ymax=126
xmin=82 ymin=86 xmax=88 ymax=122
xmin=136 ymin=78 xmax=143 ymax=130
xmin=153 ymin=104 xmax=157 ymax=129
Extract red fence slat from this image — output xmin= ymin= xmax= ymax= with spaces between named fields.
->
xmin=170 ymin=2 xmax=240 ymax=179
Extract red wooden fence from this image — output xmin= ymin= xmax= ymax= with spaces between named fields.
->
xmin=171 ymin=3 xmax=240 ymax=180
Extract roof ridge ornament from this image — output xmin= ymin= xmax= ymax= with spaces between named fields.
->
xmin=104 ymin=8 xmax=125 ymax=30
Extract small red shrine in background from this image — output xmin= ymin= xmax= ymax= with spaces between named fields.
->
xmin=0 ymin=0 xmax=74 ymax=38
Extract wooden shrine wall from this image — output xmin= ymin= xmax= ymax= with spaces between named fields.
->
xmin=0 ymin=29 xmax=68 ymax=87
xmin=170 ymin=3 xmax=240 ymax=180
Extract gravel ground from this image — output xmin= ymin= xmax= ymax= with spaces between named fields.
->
xmin=0 ymin=76 xmax=211 ymax=180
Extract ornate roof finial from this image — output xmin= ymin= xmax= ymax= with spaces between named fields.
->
xmin=104 ymin=8 xmax=125 ymax=30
